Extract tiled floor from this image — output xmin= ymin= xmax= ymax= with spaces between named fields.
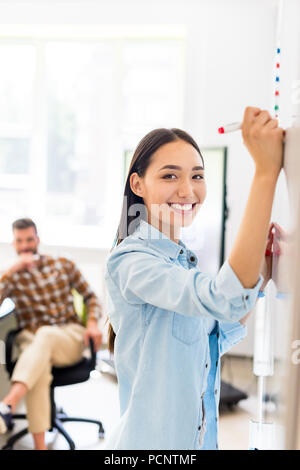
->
xmin=0 ymin=355 xmax=261 ymax=450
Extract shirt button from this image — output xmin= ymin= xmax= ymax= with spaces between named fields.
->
xmin=205 ymin=363 xmax=208 ymax=368
xmin=180 ymin=249 xmax=184 ymax=254
xmin=190 ymin=256 xmax=195 ymax=262
xmin=198 ymin=425 xmax=201 ymax=431
xmin=245 ymin=295 xmax=249 ymax=300
xmin=215 ymin=389 xmax=218 ymax=395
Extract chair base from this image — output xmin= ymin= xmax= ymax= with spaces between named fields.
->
xmin=1 ymin=411 xmax=105 ymax=450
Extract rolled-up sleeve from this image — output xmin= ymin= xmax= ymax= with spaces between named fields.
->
xmin=106 ymin=246 xmax=263 ymax=323
xmin=219 ymin=321 xmax=248 ymax=356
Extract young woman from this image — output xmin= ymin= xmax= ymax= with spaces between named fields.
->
xmin=104 ymin=107 xmax=283 ymax=450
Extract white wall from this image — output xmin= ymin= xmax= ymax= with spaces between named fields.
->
xmin=0 ymin=0 xmax=280 ymax=358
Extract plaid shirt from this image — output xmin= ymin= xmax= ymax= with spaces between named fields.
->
xmin=0 ymin=255 xmax=102 ymax=332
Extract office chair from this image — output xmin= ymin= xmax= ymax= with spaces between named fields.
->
xmin=2 ymin=326 xmax=105 ymax=450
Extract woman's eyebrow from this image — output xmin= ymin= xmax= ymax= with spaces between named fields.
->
xmin=158 ymin=164 xmax=204 ymax=171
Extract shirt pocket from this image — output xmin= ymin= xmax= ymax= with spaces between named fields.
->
xmin=172 ymin=312 xmax=202 ymax=345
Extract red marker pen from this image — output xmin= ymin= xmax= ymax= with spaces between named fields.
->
xmin=218 ymin=122 xmax=241 ymax=134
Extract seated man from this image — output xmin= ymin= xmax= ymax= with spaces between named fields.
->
xmin=0 ymin=218 xmax=103 ymax=450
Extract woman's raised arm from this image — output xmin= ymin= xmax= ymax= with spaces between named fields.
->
xmin=229 ymin=106 xmax=284 ymax=288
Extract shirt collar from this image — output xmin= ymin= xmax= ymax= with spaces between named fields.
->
xmin=135 ymin=219 xmax=185 ymax=259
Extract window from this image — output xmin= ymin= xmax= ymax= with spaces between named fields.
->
xmin=0 ymin=27 xmax=185 ymax=247
xmin=0 ymin=43 xmax=35 ymax=240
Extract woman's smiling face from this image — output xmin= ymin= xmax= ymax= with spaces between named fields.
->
xmin=130 ymin=139 xmax=207 ymax=235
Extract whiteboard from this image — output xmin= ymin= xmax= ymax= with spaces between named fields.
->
xmin=265 ymin=0 xmax=300 ymax=450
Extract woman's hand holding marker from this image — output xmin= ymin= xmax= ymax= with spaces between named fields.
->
xmin=228 ymin=106 xmax=285 ymax=290
xmin=241 ymin=107 xmax=284 ymax=178
xmin=219 ymin=108 xmax=285 ymax=177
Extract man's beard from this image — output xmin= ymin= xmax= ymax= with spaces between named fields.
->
xmin=18 ymin=248 xmax=38 ymax=255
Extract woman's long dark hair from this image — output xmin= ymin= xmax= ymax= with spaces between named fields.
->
xmin=107 ymin=128 xmax=204 ymax=354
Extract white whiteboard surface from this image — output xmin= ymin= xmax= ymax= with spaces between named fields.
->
xmin=263 ymin=0 xmax=300 ymax=450
xmin=229 ymin=0 xmax=300 ymax=449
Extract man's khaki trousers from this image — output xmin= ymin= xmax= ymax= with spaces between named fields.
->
xmin=11 ymin=323 xmax=86 ymax=434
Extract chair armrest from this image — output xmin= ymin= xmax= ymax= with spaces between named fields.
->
xmin=5 ymin=328 xmax=22 ymax=375
xmin=88 ymin=337 xmax=97 ymax=370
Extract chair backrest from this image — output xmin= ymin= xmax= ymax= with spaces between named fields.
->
xmin=5 ymin=328 xmax=22 ymax=376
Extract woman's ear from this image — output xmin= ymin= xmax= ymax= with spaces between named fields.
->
xmin=130 ymin=172 xmax=144 ymax=197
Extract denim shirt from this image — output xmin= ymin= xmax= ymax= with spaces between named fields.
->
xmin=104 ymin=220 xmax=263 ymax=450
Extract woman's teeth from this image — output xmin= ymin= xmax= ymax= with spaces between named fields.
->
xmin=169 ymin=203 xmax=193 ymax=211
